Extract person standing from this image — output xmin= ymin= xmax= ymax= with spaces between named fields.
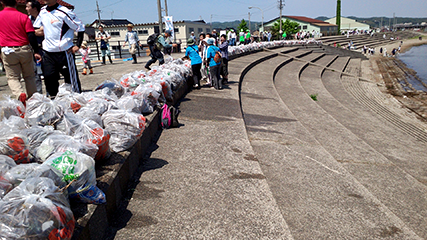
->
xmin=79 ymin=41 xmax=93 ymax=75
xmin=0 ymin=0 xmax=40 ymax=104
xmin=25 ymin=0 xmax=43 ymax=94
xmin=229 ymin=29 xmax=236 ymax=46
xmin=185 ymin=38 xmax=202 ymax=89
xmin=123 ymin=24 xmax=141 ymax=64
xmin=144 ymin=30 xmax=172 ymax=70
xmin=245 ymin=30 xmax=251 ymax=44
xmin=190 ymin=31 xmax=196 ymax=41
xmin=206 ymin=38 xmax=221 ymax=90
xmin=219 ymin=34 xmax=229 ymax=84
xmin=239 ymin=30 xmax=245 ymax=45
xmin=198 ymin=33 xmax=208 ymax=82
xmin=95 ymin=25 xmax=113 ymax=64
xmin=34 ymin=0 xmax=84 ymax=97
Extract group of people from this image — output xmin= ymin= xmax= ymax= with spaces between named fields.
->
xmin=0 ymin=0 xmax=85 ymax=104
xmin=184 ymin=30 xmax=229 ymax=90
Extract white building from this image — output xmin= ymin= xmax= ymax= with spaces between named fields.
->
xmin=325 ymin=17 xmax=370 ymax=32
xmin=90 ymin=19 xmax=211 ymax=49
xmin=263 ymin=16 xmax=338 ymax=36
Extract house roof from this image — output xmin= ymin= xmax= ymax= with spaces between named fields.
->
xmin=100 ymin=20 xmax=208 ymax=28
xmin=90 ymin=19 xmax=134 ymax=27
xmin=285 ymin=16 xmax=326 ymax=24
xmin=16 ymin=0 xmax=74 ymax=9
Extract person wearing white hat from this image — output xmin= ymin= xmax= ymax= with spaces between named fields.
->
xmin=123 ymin=24 xmax=142 ymax=64
xmin=79 ymin=41 xmax=93 ymax=75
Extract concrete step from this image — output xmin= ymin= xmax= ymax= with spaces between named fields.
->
xmin=107 ymin=51 xmax=294 ymax=239
xmin=240 ymin=52 xmax=420 ymax=239
xmin=295 ymin=57 xmax=427 ymax=238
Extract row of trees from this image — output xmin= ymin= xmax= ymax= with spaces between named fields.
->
xmin=236 ymin=19 xmax=300 ymax=40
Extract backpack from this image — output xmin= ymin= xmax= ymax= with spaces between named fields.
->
xmin=160 ymin=104 xmax=180 ymax=129
xmin=147 ymin=33 xmax=159 ymax=45
xmin=214 ymin=51 xmax=222 ymax=63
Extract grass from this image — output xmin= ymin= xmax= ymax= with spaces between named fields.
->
xmin=310 ymin=94 xmax=318 ymax=101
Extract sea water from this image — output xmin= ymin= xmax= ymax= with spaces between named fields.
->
xmin=398 ymin=44 xmax=427 ymax=88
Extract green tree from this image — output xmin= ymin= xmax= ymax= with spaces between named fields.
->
xmin=237 ymin=19 xmax=248 ymax=33
xmin=271 ymin=19 xmax=299 ymax=39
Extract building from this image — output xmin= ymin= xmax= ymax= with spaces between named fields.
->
xmin=263 ymin=16 xmax=338 ymax=36
xmin=0 ymin=0 xmax=74 ymax=12
xmin=90 ymin=19 xmax=211 ymax=48
xmin=325 ymin=17 xmax=370 ymax=32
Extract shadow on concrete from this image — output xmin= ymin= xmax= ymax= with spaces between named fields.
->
xmin=243 ymin=113 xmax=297 ymax=126
xmin=103 ymin=131 xmax=168 ymax=240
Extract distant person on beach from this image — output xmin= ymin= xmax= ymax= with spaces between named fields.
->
xmin=384 ymin=48 xmax=387 ymax=57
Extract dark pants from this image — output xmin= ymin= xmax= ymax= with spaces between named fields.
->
xmin=145 ymin=45 xmax=164 ymax=68
xmin=220 ymin=58 xmax=228 ymax=80
xmin=42 ymin=50 xmax=81 ymax=97
xmin=191 ymin=63 xmax=202 ymax=86
xmin=209 ymin=65 xmax=221 ymax=90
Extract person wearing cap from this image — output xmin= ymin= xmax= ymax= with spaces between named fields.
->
xmin=205 ymin=38 xmax=221 ymax=90
xmin=245 ymin=29 xmax=251 ymax=44
xmin=144 ymin=30 xmax=172 ymax=70
xmin=239 ymin=29 xmax=245 ymax=45
xmin=123 ymin=24 xmax=142 ymax=64
xmin=79 ymin=41 xmax=93 ymax=75
xmin=185 ymin=38 xmax=202 ymax=89
xmin=212 ymin=29 xmax=219 ymax=46
xmin=190 ymin=31 xmax=196 ymax=42
xmin=228 ymin=29 xmax=236 ymax=46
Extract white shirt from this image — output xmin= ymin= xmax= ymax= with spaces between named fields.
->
xmin=34 ymin=4 xmax=84 ymax=52
xmin=96 ymin=31 xmax=110 ymax=43
xmin=126 ymin=31 xmax=138 ymax=45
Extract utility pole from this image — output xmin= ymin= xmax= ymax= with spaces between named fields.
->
xmin=157 ymin=0 xmax=162 ymax=33
xmin=210 ymin=14 xmax=213 ymax=31
xmin=164 ymin=0 xmax=168 ymax=16
xmin=278 ymin=0 xmax=284 ymax=34
xmin=96 ymin=1 xmax=101 ymax=26
xmin=336 ymin=0 xmax=341 ymax=34
xmin=248 ymin=12 xmax=251 ymax=32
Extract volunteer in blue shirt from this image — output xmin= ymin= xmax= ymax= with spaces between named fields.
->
xmin=185 ymin=38 xmax=202 ymax=89
xmin=206 ymin=38 xmax=222 ymax=90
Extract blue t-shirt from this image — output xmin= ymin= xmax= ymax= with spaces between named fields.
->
xmin=185 ymin=44 xmax=202 ymax=65
xmin=206 ymin=45 xmax=220 ymax=67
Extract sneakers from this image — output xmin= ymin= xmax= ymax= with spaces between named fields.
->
xmin=145 ymin=66 xmax=151 ymax=71
xmin=89 ymin=68 xmax=93 ymax=74
xmin=18 ymin=93 xmax=26 ymax=107
xmin=82 ymin=68 xmax=87 ymax=75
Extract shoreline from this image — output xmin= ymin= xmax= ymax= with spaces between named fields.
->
xmin=364 ymin=32 xmax=427 ymax=127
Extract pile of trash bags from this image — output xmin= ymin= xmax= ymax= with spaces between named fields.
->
xmin=228 ymin=39 xmax=323 ymax=56
xmin=0 ymin=57 xmax=191 ymax=239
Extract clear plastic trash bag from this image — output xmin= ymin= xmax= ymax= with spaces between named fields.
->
xmin=26 ymin=93 xmax=63 ymax=127
xmin=42 ymin=151 xmax=106 ymax=204
xmin=73 ymin=119 xmax=111 ymax=161
xmin=0 ymin=155 xmax=16 ymax=198
xmin=0 ymin=95 xmax=25 ymax=120
xmin=36 ymin=133 xmax=98 ymax=162
xmin=0 ymin=177 xmax=75 ymax=240
xmin=102 ymin=109 xmax=146 ymax=152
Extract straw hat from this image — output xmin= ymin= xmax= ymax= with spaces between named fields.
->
xmin=127 ymin=24 xmax=133 ymax=28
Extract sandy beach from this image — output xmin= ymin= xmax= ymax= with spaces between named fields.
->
xmin=361 ymin=31 xmax=427 ymax=129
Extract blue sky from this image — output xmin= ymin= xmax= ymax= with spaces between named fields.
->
xmin=71 ymin=0 xmax=427 ymax=25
